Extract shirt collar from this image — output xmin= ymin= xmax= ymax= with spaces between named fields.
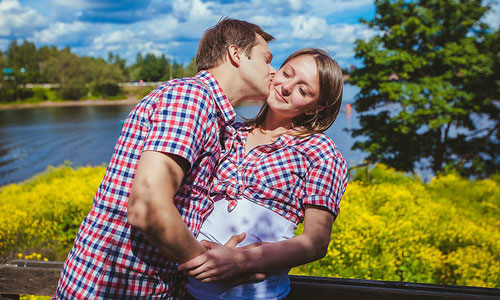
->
xmin=236 ymin=123 xmax=303 ymax=149
xmin=196 ymin=70 xmax=236 ymax=126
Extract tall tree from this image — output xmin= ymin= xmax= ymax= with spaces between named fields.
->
xmin=349 ymin=0 xmax=499 ymax=177
xmin=132 ymin=53 xmax=170 ymax=82
xmin=108 ymin=52 xmax=129 ymax=80
xmin=41 ymin=48 xmax=87 ymax=99
xmin=84 ymin=57 xmax=125 ymax=97
xmin=6 ymin=41 xmax=41 ymax=83
xmin=185 ymin=58 xmax=197 ymax=77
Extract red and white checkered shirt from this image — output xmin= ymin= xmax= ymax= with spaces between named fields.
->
xmin=211 ymin=122 xmax=348 ymax=225
xmin=53 ymin=71 xmax=235 ymax=299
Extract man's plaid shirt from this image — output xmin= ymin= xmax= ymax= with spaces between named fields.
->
xmin=211 ymin=122 xmax=348 ymax=225
xmin=53 ymin=71 xmax=235 ymax=299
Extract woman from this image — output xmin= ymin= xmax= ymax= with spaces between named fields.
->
xmin=179 ymin=48 xmax=348 ymax=299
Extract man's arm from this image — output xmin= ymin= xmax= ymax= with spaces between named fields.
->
xmin=178 ymin=205 xmax=334 ymax=282
xmin=127 ymin=150 xmax=207 ymax=263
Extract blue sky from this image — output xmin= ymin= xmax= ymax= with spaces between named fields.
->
xmin=0 ymin=0 xmax=498 ymax=68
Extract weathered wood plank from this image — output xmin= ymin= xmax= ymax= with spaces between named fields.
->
xmin=1 ymin=261 xmax=500 ymax=299
xmin=288 ymin=276 xmax=500 ymax=299
xmin=0 ymin=261 xmax=62 ymax=296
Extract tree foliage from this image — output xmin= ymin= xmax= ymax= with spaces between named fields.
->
xmin=349 ymin=0 xmax=500 ymax=177
xmin=1 ymin=41 xmax=198 ymax=102
xmin=129 ymin=54 xmax=196 ymax=81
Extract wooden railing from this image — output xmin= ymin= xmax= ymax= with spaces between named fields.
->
xmin=1 ymin=260 xmax=500 ymax=299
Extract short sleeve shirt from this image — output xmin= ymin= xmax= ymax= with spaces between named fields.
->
xmin=54 ymin=71 xmax=235 ymax=300
xmin=210 ymin=122 xmax=348 ymax=225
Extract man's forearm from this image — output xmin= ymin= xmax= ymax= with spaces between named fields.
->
xmin=137 ymin=199 xmax=207 ymax=262
xmin=127 ymin=151 xmax=207 ymax=262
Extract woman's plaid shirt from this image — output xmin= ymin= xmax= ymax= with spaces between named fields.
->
xmin=53 ymin=71 xmax=235 ymax=299
xmin=211 ymin=122 xmax=348 ymax=225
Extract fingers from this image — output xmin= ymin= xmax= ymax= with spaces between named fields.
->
xmin=225 ymin=232 xmax=246 ymax=248
xmin=200 ymin=240 xmax=218 ymax=250
xmin=178 ymin=253 xmax=208 ymax=271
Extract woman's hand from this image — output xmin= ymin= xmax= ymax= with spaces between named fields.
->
xmin=178 ymin=233 xmax=266 ymax=284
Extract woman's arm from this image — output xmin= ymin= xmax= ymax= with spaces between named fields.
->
xmin=178 ymin=205 xmax=334 ymax=282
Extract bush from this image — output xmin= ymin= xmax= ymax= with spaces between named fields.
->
xmin=1 ymin=163 xmax=498 ymax=288
xmin=0 ymin=86 xmax=34 ymax=102
xmin=93 ymin=83 xmax=120 ymax=98
xmin=291 ymin=164 xmax=500 ymax=288
xmin=0 ymin=163 xmax=106 ymax=263
xmin=60 ymin=80 xmax=86 ymax=100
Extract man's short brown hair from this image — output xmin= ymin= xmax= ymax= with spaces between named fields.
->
xmin=196 ymin=18 xmax=274 ymax=72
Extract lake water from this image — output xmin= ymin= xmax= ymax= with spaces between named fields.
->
xmin=0 ymin=84 xmax=365 ymax=186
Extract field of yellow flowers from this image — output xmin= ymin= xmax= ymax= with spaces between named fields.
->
xmin=1 ymin=163 xmax=499 ymax=293
xmin=292 ymin=164 xmax=500 ymax=288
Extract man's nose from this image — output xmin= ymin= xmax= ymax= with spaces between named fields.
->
xmin=270 ymin=66 xmax=276 ymax=80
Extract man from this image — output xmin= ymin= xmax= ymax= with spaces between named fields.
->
xmin=53 ymin=18 xmax=274 ymax=299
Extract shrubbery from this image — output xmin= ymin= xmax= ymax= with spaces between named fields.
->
xmin=1 ymin=163 xmax=499 ymax=290
xmin=292 ymin=164 xmax=500 ymax=288
xmin=0 ymin=163 xmax=106 ymax=263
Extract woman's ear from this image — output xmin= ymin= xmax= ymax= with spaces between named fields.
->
xmin=227 ymin=45 xmax=242 ymax=68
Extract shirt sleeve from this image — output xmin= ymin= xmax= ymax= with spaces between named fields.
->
xmin=303 ymin=154 xmax=348 ymax=219
xmin=143 ymin=83 xmax=211 ymax=167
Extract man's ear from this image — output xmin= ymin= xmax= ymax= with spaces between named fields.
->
xmin=227 ymin=45 xmax=242 ymax=67
xmin=305 ymin=106 xmax=325 ymax=115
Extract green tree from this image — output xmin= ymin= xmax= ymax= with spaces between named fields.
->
xmin=349 ymin=0 xmax=499 ymax=177
xmin=131 ymin=53 xmax=170 ymax=82
xmin=6 ymin=41 xmax=41 ymax=83
xmin=84 ymin=57 xmax=125 ymax=98
xmin=185 ymin=57 xmax=197 ymax=77
xmin=108 ymin=52 xmax=129 ymax=80
xmin=42 ymin=48 xmax=86 ymax=100
xmin=172 ymin=61 xmax=185 ymax=79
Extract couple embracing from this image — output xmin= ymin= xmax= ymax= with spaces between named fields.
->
xmin=54 ymin=18 xmax=347 ymax=300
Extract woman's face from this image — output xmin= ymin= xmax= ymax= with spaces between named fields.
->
xmin=267 ymin=55 xmax=321 ymax=120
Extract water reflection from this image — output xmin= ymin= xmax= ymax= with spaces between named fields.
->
xmin=0 ymin=105 xmax=136 ymax=185
xmin=0 ymin=101 xmax=365 ymax=186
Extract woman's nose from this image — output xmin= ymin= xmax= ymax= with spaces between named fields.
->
xmin=281 ymin=81 xmax=292 ymax=95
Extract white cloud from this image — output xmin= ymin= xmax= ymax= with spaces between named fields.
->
xmin=306 ymin=0 xmax=373 ymax=17
xmin=173 ymin=0 xmax=214 ymax=22
xmin=50 ymin=0 xmax=90 ymax=10
xmin=141 ymin=15 xmax=180 ymax=40
xmin=329 ymin=23 xmax=375 ymax=44
xmin=484 ymin=0 xmax=500 ymax=29
xmin=32 ymin=21 xmax=91 ymax=45
xmin=0 ymin=0 xmax=46 ymax=37
xmin=93 ymin=29 xmax=136 ymax=50
xmin=0 ymin=0 xmax=377 ymax=67
xmin=249 ymin=16 xmax=278 ymax=27
xmin=291 ymin=16 xmax=329 ymax=39
xmin=289 ymin=0 xmax=302 ymax=11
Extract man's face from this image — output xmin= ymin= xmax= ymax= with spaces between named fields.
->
xmin=239 ymin=34 xmax=273 ymax=101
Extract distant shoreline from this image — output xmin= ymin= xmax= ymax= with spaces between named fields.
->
xmin=0 ymin=98 xmax=140 ymax=110
xmin=0 ymin=98 xmax=265 ymax=110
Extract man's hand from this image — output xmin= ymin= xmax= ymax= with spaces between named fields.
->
xmin=178 ymin=234 xmax=266 ymax=284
